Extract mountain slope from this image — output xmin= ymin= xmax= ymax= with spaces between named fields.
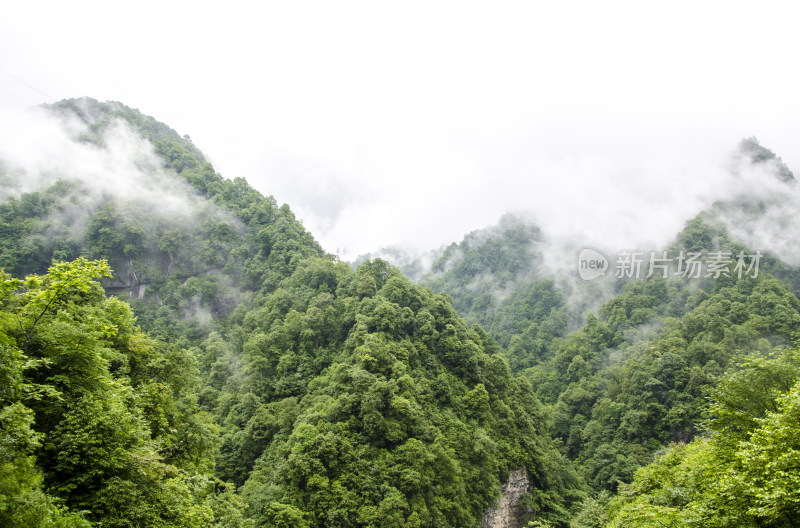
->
xmin=0 ymin=98 xmax=585 ymax=527
xmin=403 ymin=139 xmax=800 ymax=512
xmin=1 ymin=98 xmax=324 ymax=340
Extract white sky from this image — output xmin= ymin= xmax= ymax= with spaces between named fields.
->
xmin=2 ymin=1 xmax=800 ymax=259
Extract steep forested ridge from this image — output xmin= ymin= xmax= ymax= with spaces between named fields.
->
xmin=0 ymin=98 xmax=584 ymax=527
xmin=412 ymin=141 xmax=800 ymax=526
xmin=1 ymin=98 xmax=324 ymax=342
xmin=216 ymin=257 xmax=583 ymax=526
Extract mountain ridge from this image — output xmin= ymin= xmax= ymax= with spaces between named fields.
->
xmin=2 ymin=97 xmax=800 ymax=527
xmin=0 ymin=98 xmax=585 ymax=527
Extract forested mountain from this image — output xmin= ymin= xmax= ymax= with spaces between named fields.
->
xmin=405 ymin=139 xmax=800 ymax=526
xmin=0 ymin=98 xmax=583 ymax=527
xmin=2 ymin=98 xmax=799 ymax=528
xmin=1 ymin=98 xmax=324 ymax=342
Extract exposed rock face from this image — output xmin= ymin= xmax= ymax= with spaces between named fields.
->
xmin=482 ymin=469 xmax=531 ymax=528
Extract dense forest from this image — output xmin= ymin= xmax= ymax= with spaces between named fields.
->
xmin=1 ymin=98 xmax=799 ymax=527
xmin=411 ymin=139 xmax=800 ymax=526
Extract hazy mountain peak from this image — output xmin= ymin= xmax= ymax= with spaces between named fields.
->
xmin=737 ymin=136 xmax=795 ymax=183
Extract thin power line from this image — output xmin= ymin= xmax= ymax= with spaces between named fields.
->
xmin=0 ymin=67 xmax=54 ymax=100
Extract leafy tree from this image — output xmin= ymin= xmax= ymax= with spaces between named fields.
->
xmin=0 ymin=259 xmax=251 ymax=527
xmin=603 ymin=346 xmax=800 ymax=527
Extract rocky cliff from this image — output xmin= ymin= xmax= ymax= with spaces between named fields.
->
xmin=482 ymin=469 xmax=531 ymax=528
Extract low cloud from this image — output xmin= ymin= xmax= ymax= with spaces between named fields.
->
xmin=0 ymin=103 xmax=244 ymax=242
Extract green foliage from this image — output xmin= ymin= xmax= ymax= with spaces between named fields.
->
xmin=6 ymin=99 xmax=800 ymax=528
xmin=0 ymin=259 xmax=251 ymax=527
xmin=0 ymin=98 xmax=324 ymax=351
xmin=736 ymin=382 xmax=800 ymax=521
xmin=418 ymin=210 xmax=800 ymax=524
xmin=0 ymin=402 xmax=92 ymax=527
xmin=423 ymin=214 xmax=551 ymax=340
xmin=707 ymin=348 xmax=800 ymax=443
xmin=204 ymin=259 xmax=586 ymax=527
xmin=603 ymin=347 xmax=800 ymax=527
xmin=0 ymin=97 xmax=588 ymax=525
xmin=516 ymin=218 xmax=800 ymax=494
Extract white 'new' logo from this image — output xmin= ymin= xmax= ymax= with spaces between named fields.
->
xmin=578 ymin=249 xmax=608 ymax=281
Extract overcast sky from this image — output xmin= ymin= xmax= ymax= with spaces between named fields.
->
xmin=2 ymin=1 xmax=799 ymax=259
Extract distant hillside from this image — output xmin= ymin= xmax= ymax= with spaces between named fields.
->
xmin=401 ymin=137 xmax=800 ymax=525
